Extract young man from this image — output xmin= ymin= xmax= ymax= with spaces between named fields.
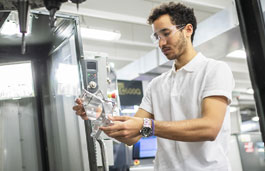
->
xmin=74 ymin=2 xmax=234 ymax=171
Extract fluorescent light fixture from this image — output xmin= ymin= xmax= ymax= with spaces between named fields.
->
xmin=81 ymin=27 xmax=121 ymax=41
xmin=226 ymin=50 xmax=246 ymax=59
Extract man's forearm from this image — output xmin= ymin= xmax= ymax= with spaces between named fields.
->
xmin=154 ymin=117 xmax=220 ymax=142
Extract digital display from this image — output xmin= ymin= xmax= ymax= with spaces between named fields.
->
xmin=86 ymin=62 xmax=96 ymax=70
xmin=133 ymin=136 xmax=157 ymax=159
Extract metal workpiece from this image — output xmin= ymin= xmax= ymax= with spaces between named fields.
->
xmin=80 ymin=88 xmax=114 ymax=139
xmin=92 ymin=116 xmax=112 ymax=140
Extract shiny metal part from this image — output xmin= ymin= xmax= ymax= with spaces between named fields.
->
xmin=43 ymin=0 xmax=63 ymax=28
xmin=70 ymin=0 xmax=86 ymax=10
xmin=17 ymin=0 xmax=30 ymax=54
xmin=21 ymin=33 xmax=26 ymax=54
xmin=80 ymin=89 xmax=114 ymax=139
xmin=49 ymin=8 xmax=57 ymax=28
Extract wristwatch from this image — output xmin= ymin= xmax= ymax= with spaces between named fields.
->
xmin=140 ymin=118 xmax=153 ymax=137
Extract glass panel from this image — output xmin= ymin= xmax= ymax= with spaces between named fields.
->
xmin=0 ymin=62 xmax=42 ymax=171
xmin=260 ymin=0 xmax=265 ymax=12
xmin=44 ymin=35 xmax=84 ymax=171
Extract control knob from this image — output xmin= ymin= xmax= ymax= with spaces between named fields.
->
xmin=88 ymin=81 xmax=97 ymax=89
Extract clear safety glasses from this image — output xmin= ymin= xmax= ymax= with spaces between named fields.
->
xmin=150 ymin=25 xmax=185 ymax=44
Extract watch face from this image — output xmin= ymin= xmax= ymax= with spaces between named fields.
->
xmin=141 ymin=127 xmax=152 ymax=137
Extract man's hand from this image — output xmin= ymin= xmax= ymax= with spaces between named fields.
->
xmin=100 ymin=116 xmax=144 ymax=139
xmin=72 ymin=98 xmax=89 ymax=120
xmin=99 ymin=109 xmax=153 ymax=145
xmin=73 ymin=98 xmax=103 ymax=120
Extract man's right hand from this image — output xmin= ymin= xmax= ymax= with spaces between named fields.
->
xmin=73 ymin=98 xmax=89 ymax=120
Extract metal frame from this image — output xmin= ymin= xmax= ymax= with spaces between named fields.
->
xmin=235 ymin=0 xmax=265 ymax=142
xmin=80 ymin=59 xmax=99 ymax=171
xmin=31 ymin=58 xmax=50 ymax=171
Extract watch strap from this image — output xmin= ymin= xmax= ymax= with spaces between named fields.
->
xmin=151 ymin=119 xmax=154 ymax=136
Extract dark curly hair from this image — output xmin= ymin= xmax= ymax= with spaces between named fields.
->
xmin=148 ymin=2 xmax=197 ymax=42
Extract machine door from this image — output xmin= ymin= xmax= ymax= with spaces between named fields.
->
xmin=0 ymin=12 xmax=90 ymax=171
xmin=43 ymin=35 xmax=86 ymax=171
xmin=0 ymin=37 xmax=88 ymax=171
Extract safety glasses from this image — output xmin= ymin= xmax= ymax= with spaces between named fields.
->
xmin=150 ymin=25 xmax=185 ymax=44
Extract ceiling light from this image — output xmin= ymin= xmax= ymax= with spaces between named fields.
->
xmin=226 ymin=50 xmax=246 ymax=59
xmin=81 ymin=27 xmax=121 ymax=41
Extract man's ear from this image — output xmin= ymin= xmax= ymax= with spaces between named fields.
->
xmin=184 ymin=24 xmax=193 ymax=39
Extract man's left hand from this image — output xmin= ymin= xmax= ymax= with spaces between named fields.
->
xmin=100 ymin=116 xmax=144 ymax=139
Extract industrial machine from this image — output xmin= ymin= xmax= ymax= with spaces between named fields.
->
xmin=0 ymin=0 xmax=86 ymax=54
xmin=0 ymin=6 xmax=118 ymax=171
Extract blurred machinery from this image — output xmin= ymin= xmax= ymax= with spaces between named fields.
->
xmin=0 ymin=0 xmax=86 ymax=54
xmin=43 ymin=0 xmax=86 ymax=27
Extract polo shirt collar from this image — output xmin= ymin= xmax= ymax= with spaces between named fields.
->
xmin=171 ymin=52 xmax=205 ymax=73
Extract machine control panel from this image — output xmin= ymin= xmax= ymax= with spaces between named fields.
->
xmin=81 ymin=60 xmax=99 ymax=93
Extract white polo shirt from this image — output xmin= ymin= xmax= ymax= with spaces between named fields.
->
xmin=139 ymin=52 xmax=235 ymax=171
